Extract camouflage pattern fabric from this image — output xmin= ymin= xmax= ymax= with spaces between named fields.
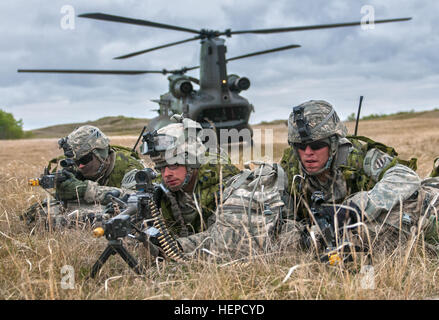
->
xmin=66 ymin=125 xmax=110 ymax=160
xmin=176 ymin=163 xmax=303 ymax=260
xmin=281 ymin=136 xmax=417 ymax=218
xmin=280 ymin=136 xmax=439 ymax=251
xmin=288 ymin=100 xmax=347 ymax=145
xmin=430 ymin=157 xmax=439 ymax=177
xmin=24 ymin=145 xmax=144 ymax=230
xmin=80 ymin=146 xmax=145 ymax=203
xmin=21 ymin=199 xmax=110 ymax=230
xmin=177 ymin=211 xmax=302 ymax=261
xmin=103 ymin=145 xmax=144 ymax=187
xmin=158 ymin=151 xmax=240 ymax=236
xmin=343 ymin=177 xmax=439 ymax=253
xmin=149 ymin=118 xmax=205 ymax=169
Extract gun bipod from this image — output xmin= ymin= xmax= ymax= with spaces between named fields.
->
xmin=89 ymin=239 xmax=145 ymax=279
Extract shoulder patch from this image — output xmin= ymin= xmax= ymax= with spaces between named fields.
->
xmin=121 ymin=169 xmax=138 ymax=189
xmin=363 ymin=148 xmax=393 ymax=182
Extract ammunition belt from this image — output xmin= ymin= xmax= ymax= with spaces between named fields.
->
xmin=147 ymin=198 xmax=187 ymax=262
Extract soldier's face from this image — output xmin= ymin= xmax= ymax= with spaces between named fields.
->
xmin=77 ymin=153 xmax=101 ymax=178
xmin=296 ymin=143 xmax=330 ymax=173
xmin=161 ymin=165 xmax=187 ymax=189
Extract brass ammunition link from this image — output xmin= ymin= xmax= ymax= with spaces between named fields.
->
xmin=147 ymin=198 xmax=187 ymax=262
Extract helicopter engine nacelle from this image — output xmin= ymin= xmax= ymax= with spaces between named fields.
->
xmin=169 ymin=75 xmax=193 ymax=99
xmin=227 ymin=74 xmax=250 ymax=92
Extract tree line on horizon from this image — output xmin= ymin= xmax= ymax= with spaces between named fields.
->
xmin=0 ymin=109 xmax=31 ymax=139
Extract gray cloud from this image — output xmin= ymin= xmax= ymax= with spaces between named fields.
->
xmin=1 ymin=0 xmax=437 ymax=130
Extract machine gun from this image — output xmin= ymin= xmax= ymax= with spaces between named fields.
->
xmin=89 ymin=168 xmax=186 ymax=278
xmin=28 ymin=158 xmax=76 ymax=190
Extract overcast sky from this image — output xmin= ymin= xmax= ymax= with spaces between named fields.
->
xmin=2 ymin=1 xmax=438 ymax=130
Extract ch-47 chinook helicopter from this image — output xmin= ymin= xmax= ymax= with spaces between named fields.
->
xmin=18 ymin=13 xmax=411 ymax=140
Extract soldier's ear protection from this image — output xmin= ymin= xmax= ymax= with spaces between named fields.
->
xmin=293 ymin=106 xmax=312 ymax=143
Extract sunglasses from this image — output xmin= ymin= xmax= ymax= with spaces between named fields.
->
xmin=293 ymin=140 xmax=329 ymax=151
xmin=75 ymin=152 xmax=94 ymax=166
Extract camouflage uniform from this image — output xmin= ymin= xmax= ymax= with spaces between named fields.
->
xmin=23 ymin=125 xmax=145 ymax=229
xmin=144 ymin=117 xmax=240 ymax=237
xmin=280 ymin=100 xmax=439 ymax=252
xmin=156 ymin=155 xmax=240 ymax=237
xmin=176 ymin=162 xmax=302 ymax=260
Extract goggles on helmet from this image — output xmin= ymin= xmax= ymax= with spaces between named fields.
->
xmin=140 ymin=130 xmax=177 ymax=156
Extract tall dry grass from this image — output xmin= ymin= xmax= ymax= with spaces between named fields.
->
xmin=1 ymin=119 xmax=438 ymax=300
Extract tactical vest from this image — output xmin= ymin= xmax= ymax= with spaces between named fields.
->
xmin=280 ymin=135 xmax=418 ymax=219
xmin=178 ymin=161 xmax=288 ymax=257
xmin=341 ymin=135 xmax=417 ymax=193
xmin=158 ymin=154 xmax=240 ymax=237
xmin=105 ymin=145 xmax=144 ymax=187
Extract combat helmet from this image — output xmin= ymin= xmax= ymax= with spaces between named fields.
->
xmin=141 ymin=116 xmax=206 ymax=190
xmin=59 ymin=125 xmax=110 ymax=163
xmin=140 ymin=115 xmax=207 ymax=188
xmin=142 ymin=116 xmax=206 ymax=170
xmin=288 ymin=100 xmax=347 ymax=175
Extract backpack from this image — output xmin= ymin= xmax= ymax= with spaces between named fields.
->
xmin=346 ymin=135 xmax=418 ymax=171
xmin=222 ymin=161 xmax=287 ymax=216
xmin=208 ymin=161 xmax=288 ymax=258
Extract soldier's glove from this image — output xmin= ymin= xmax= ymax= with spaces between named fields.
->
xmin=56 ymin=171 xmax=88 ymax=201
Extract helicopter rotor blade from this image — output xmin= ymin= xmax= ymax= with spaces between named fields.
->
xmin=17 ymin=69 xmax=170 ymax=75
xmin=78 ymin=13 xmax=201 ymax=34
xmin=114 ymin=35 xmax=202 ymax=59
xmin=226 ymin=44 xmax=301 ymax=62
xmin=229 ymin=17 xmax=412 ymax=35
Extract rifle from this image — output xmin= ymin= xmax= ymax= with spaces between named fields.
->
xmin=308 ymin=191 xmax=362 ymax=266
xmin=89 ymin=168 xmax=185 ymax=279
xmin=28 ymin=158 xmax=76 ymax=190
xmin=22 ymin=159 xmax=78 ymax=226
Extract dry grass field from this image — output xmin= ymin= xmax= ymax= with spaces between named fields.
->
xmin=1 ymin=116 xmax=438 ymax=300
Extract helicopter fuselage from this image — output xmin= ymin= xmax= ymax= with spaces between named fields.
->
xmin=151 ymin=37 xmax=254 ymax=135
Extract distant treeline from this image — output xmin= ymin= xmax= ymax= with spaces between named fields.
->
xmin=346 ymin=108 xmax=439 ymax=121
xmin=0 ymin=109 xmax=33 ymax=139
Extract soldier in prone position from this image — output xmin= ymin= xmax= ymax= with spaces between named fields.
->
xmin=280 ymin=100 xmax=439 ymax=255
xmin=141 ymin=116 xmax=240 ymax=238
xmin=23 ymin=125 xmax=145 ymax=229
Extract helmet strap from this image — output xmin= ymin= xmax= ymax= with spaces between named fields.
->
xmin=296 ymin=135 xmax=338 ymax=177
xmin=94 ymin=149 xmax=115 ymax=184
